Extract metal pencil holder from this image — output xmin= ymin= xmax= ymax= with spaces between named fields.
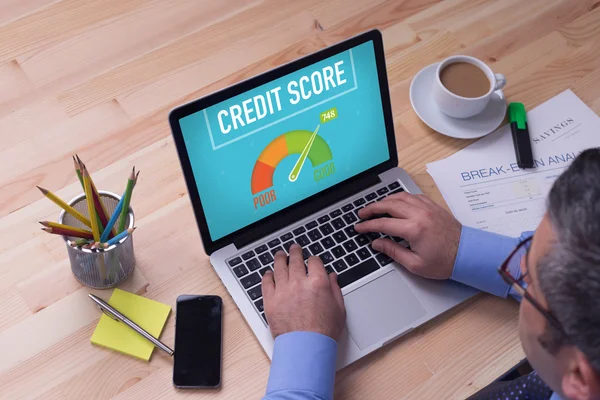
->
xmin=58 ymin=191 xmax=135 ymax=289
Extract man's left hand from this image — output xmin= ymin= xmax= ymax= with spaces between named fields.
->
xmin=262 ymin=244 xmax=346 ymax=341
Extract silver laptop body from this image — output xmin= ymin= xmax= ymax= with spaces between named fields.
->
xmin=169 ymin=30 xmax=477 ymax=370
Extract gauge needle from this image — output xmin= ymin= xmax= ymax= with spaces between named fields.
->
xmin=289 ymin=124 xmax=320 ymax=182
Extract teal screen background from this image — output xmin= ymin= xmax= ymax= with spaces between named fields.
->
xmin=179 ymin=41 xmax=390 ymax=240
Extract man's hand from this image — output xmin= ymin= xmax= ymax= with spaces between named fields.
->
xmin=355 ymin=192 xmax=461 ymax=280
xmin=262 ymin=244 xmax=346 ymax=341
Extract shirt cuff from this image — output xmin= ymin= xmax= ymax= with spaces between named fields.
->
xmin=451 ymin=226 xmax=521 ymax=298
xmin=266 ymin=331 xmax=338 ymax=399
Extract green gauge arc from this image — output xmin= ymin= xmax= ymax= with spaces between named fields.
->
xmin=251 ymin=130 xmax=333 ymax=195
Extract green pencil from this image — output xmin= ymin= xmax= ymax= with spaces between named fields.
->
xmin=74 ymin=156 xmax=84 ymax=188
xmin=117 ymin=167 xmax=135 ymax=233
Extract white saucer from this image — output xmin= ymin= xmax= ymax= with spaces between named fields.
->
xmin=409 ymin=62 xmax=507 ymax=139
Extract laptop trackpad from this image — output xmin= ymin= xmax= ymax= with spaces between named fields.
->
xmin=344 ymin=270 xmax=427 ymax=350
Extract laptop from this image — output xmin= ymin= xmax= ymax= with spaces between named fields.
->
xmin=169 ymin=30 xmax=477 ymax=369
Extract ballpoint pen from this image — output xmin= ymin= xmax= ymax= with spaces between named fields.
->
xmin=88 ymin=293 xmax=174 ymax=356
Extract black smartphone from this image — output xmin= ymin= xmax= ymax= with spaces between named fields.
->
xmin=173 ymin=295 xmax=222 ymax=389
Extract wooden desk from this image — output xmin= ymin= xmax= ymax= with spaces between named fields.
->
xmin=1 ymin=0 xmax=599 ymax=398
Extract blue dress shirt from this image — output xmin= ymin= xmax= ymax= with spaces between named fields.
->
xmin=262 ymin=226 xmax=561 ymax=400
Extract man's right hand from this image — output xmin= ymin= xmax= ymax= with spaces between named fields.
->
xmin=355 ymin=192 xmax=461 ymax=280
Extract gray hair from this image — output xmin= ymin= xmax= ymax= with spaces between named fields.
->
xmin=538 ymin=148 xmax=600 ymax=372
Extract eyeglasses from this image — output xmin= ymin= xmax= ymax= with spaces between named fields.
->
xmin=497 ymin=236 xmax=567 ymax=337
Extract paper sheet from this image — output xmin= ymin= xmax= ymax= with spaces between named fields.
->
xmin=90 ymin=288 xmax=171 ymax=361
xmin=427 ymin=90 xmax=600 ymax=237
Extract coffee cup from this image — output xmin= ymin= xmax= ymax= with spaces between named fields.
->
xmin=432 ymin=55 xmax=506 ymax=119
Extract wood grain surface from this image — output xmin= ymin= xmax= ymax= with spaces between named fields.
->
xmin=1 ymin=0 xmax=600 ymax=398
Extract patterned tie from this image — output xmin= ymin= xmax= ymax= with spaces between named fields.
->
xmin=468 ymin=371 xmax=553 ymax=400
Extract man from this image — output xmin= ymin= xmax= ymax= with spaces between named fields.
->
xmin=261 ymin=148 xmax=600 ymax=400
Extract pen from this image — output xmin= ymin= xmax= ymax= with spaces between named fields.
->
xmin=88 ymin=293 xmax=174 ymax=356
xmin=509 ymin=102 xmax=535 ymax=169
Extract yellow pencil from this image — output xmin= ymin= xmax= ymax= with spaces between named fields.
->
xmin=82 ymin=168 xmax=101 ymax=241
xmin=39 ymin=221 xmax=93 ymax=236
xmin=75 ymin=155 xmax=109 ymax=234
xmin=37 ymin=186 xmax=91 ymax=228
xmin=79 ymin=162 xmax=110 ymax=232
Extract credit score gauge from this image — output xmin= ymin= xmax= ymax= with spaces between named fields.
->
xmin=250 ymin=124 xmax=336 ymax=209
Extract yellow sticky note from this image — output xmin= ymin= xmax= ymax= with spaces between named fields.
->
xmin=90 ymin=288 xmax=171 ymax=361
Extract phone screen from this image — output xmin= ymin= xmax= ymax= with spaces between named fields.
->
xmin=173 ymin=295 xmax=222 ymax=388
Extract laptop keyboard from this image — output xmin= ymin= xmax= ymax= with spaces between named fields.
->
xmin=226 ymin=181 xmax=408 ymax=325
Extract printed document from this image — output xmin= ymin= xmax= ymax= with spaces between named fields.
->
xmin=427 ymin=90 xmax=600 ymax=237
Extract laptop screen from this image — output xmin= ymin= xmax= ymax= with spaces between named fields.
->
xmin=178 ymin=40 xmax=390 ymax=241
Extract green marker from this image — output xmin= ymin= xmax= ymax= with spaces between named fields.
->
xmin=508 ymin=102 xmax=534 ymax=169
xmin=289 ymin=124 xmax=320 ymax=182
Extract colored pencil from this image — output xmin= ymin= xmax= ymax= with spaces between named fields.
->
xmin=75 ymin=155 xmax=107 ymax=234
xmin=37 ymin=186 xmax=92 ymax=228
xmin=117 ymin=168 xmax=135 ymax=233
xmin=82 ymin=168 xmax=101 ymax=241
xmin=106 ymin=227 xmax=135 ymax=246
xmin=77 ymin=157 xmax=111 ymax=232
xmin=73 ymin=156 xmax=84 ymax=188
xmin=41 ymin=227 xmax=94 ymax=240
xmin=101 ymin=193 xmax=125 ymax=242
xmin=100 ymin=169 xmax=139 ymax=242
xmin=89 ymin=178 xmax=109 ymax=230
xmin=70 ymin=238 xmax=92 ymax=247
xmin=39 ymin=221 xmax=93 ymax=236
